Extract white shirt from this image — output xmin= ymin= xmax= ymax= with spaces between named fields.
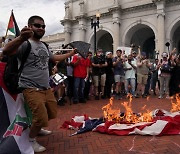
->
xmin=124 ymin=61 xmax=137 ymax=79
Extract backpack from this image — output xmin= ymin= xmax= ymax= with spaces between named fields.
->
xmin=3 ymin=41 xmax=31 ymax=94
xmin=3 ymin=41 xmax=49 ymax=94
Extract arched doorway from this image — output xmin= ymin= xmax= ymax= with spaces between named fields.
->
xmin=90 ymin=30 xmax=113 ymax=54
xmin=171 ymin=21 xmax=180 ymax=53
xmin=124 ymin=24 xmax=155 ymax=59
xmin=97 ymin=33 xmax=113 ymax=53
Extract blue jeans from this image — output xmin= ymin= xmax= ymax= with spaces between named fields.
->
xmin=125 ymin=78 xmax=135 ymax=95
xmin=73 ymin=77 xmax=85 ymax=102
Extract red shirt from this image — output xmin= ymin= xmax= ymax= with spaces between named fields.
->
xmin=72 ymin=55 xmax=90 ymax=78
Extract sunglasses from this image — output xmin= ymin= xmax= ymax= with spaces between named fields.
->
xmin=32 ymin=23 xmax=46 ymax=29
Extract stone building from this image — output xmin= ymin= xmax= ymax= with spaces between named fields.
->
xmin=42 ymin=33 xmax=65 ymax=50
xmin=60 ymin=0 xmax=180 ymax=58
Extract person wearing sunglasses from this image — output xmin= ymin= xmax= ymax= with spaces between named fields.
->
xmin=3 ymin=15 xmax=76 ymax=153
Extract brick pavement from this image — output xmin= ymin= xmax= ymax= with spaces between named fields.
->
xmin=36 ymin=95 xmax=180 ymax=154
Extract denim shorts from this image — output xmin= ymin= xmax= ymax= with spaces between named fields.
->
xmin=114 ymin=75 xmax=125 ymax=83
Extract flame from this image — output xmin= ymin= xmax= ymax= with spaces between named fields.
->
xmin=146 ymin=96 xmax=150 ymax=101
xmin=170 ymin=94 xmax=180 ymax=112
xmin=102 ymin=97 xmax=120 ymax=122
xmin=102 ymin=94 xmax=180 ymax=124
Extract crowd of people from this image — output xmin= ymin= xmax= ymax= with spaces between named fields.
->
xmin=52 ymin=45 xmax=180 ymax=106
xmin=1 ymin=15 xmax=180 ymax=153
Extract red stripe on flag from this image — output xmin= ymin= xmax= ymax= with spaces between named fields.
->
xmin=13 ymin=124 xmax=23 ymax=136
xmin=3 ymin=130 xmax=12 ymax=138
xmin=8 ymin=15 xmax=14 ymax=29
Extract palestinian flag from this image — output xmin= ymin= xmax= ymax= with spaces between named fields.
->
xmin=5 ymin=10 xmax=20 ymax=37
xmin=0 ymin=62 xmax=34 ymax=154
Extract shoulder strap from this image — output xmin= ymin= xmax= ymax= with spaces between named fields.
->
xmin=18 ymin=41 xmax=48 ymax=74
xmin=41 ymin=41 xmax=49 ymax=50
xmin=18 ymin=40 xmax=31 ymax=73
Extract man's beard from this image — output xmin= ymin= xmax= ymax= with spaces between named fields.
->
xmin=33 ymin=31 xmax=44 ymax=39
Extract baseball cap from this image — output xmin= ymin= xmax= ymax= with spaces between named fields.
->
xmin=141 ymin=52 xmax=146 ymax=56
xmin=106 ymin=51 xmax=112 ymax=56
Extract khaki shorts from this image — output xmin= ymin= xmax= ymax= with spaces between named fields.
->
xmin=23 ymin=88 xmax=57 ymax=127
xmin=137 ymin=73 xmax=148 ymax=85
xmin=93 ymin=74 xmax=106 ymax=87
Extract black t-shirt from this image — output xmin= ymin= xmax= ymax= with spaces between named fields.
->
xmin=169 ymin=64 xmax=180 ymax=96
xmin=92 ymin=55 xmax=106 ymax=75
xmin=106 ymin=58 xmax=114 ymax=75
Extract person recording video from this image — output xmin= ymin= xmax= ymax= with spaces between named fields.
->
xmin=113 ymin=49 xmax=125 ymax=99
xmin=123 ymin=54 xmax=137 ymax=97
xmin=92 ymin=49 xmax=107 ymax=100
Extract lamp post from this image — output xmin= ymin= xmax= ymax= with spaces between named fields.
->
xmin=91 ymin=12 xmax=100 ymax=53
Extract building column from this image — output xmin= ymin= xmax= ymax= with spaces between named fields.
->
xmin=156 ymin=0 xmax=166 ymax=56
xmin=64 ymin=26 xmax=71 ymax=44
xmin=63 ymin=2 xmax=72 ymax=44
xmin=79 ymin=19 xmax=87 ymax=41
xmin=112 ymin=9 xmax=121 ymax=54
xmin=78 ymin=0 xmax=87 ymax=41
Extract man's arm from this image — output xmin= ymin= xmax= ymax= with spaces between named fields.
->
xmin=91 ymin=57 xmax=100 ymax=67
xmin=113 ymin=57 xmax=121 ymax=66
xmin=146 ymin=59 xmax=152 ymax=68
xmin=100 ymin=61 xmax=108 ymax=67
xmin=71 ymin=55 xmax=80 ymax=66
xmin=86 ymin=67 xmax=90 ymax=79
xmin=52 ymin=49 xmax=76 ymax=62
xmin=136 ymin=59 xmax=142 ymax=67
xmin=136 ymin=46 xmax=141 ymax=59
xmin=3 ymin=27 xmax=33 ymax=56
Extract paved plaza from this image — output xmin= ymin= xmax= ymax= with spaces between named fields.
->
xmin=36 ymin=95 xmax=180 ymax=154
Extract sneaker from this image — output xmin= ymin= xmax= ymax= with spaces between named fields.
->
xmin=58 ymin=99 xmax=65 ymax=106
xmin=142 ymin=94 xmax=147 ymax=98
xmin=134 ymin=94 xmax=140 ymax=98
xmin=166 ymin=95 xmax=170 ymax=99
xmin=38 ymin=129 xmax=52 ymax=136
xmin=30 ymin=138 xmax=46 ymax=153
xmin=158 ymin=95 xmax=163 ymax=99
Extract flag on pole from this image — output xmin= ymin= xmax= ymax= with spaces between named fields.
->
xmin=5 ymin=10 xmax=20 ymax=38
xmin=0 ymin=62 xmax=34 ymax=154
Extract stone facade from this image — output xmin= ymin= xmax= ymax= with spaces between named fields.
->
xmin=60 ymin=0 xmax=180 ymax=58
xmin=41 ymin=33 xmax=65 ymax=49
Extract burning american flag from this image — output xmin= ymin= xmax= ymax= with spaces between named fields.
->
xmin=62 ymin=96 xmax=180 ymax=136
